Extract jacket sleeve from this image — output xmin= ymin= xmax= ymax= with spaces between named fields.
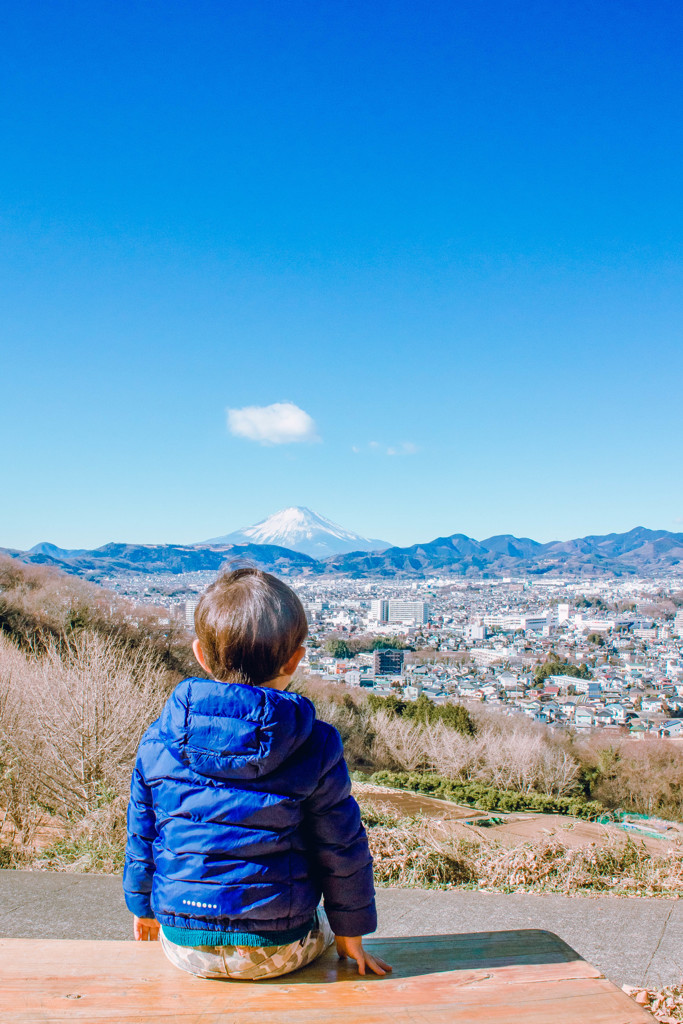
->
xmin=302 ymin=725 xmax=377 ymax=937
xmin=122 ymin=752 xmax=158 ymax=918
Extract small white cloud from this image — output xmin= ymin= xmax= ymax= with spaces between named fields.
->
xmin=356 ymin=440 xmax=419 ymax=456
xmin=227 ymin=402 xmax=320 ymax=445
xmin=383 ymin=442 xmax=420 ymax=456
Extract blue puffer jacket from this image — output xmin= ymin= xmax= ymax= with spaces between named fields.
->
xmin=123 ymin=677 xmax=376 ymax=943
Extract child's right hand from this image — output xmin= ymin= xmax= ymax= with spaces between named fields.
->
xmin=133 ymin=915 xmax=160 ymax=941
xmin=335 ymin=935 xmax=392 ymax=976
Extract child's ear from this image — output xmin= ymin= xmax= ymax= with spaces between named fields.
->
xmin=193 ymin=638 xmax=211 ymax=673
xmin=281 ymin=645 xmax=306 ymax=677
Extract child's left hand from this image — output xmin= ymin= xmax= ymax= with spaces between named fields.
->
xmin=134 ymin=915 xmax=160 ymax=941
xmin=335 ymin=935 xmax=392 ymax=975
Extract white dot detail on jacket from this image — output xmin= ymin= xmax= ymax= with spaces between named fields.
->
xmin=181 ymin=899 xmax=218 ymax=909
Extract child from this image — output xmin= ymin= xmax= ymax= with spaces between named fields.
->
xmin=123 ymin=567 xmax=391 ymax=980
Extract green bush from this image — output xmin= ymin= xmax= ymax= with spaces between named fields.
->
xmin=367 ymin=693 xmax=476 ymax=735
xmin=367 ymin=770 xmax=604 ymax=819
xmin=534 ymin=654 xmax=591 ymax=684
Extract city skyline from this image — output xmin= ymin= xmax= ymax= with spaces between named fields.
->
xmin=2 ymin=2 xmax=683 ymax=550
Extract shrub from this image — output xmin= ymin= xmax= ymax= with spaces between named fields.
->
xmin=576 ymin=735 xmax=683 ymax=821
xmin=366 ymin=770 xmax=604 ymax=818
xmin=303 ymin=677 xmax=582 ymax=800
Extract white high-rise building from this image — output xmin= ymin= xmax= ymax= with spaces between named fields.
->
xmin=483 ymin=612 xmax=551 ymax=632
xmin=370 ymin=599 xmax=389 ymax=622
xmin=387 ymin=600 xmax=428 ymax=625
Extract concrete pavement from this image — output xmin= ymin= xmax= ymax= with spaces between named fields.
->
xmin=0 ymin=870 xmax=680 ymax=990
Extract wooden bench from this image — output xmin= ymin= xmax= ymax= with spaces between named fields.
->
xmin=0 ymin=930 xmax=653 ymax=1023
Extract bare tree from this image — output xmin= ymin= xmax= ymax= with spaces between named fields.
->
xmin=371 ymin=712 xmax=428 ymax=772
xmin=0 ymin=631 xmax=168 ymax=822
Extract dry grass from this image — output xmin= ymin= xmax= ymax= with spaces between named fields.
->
xmin=359 ymin=800 xmax=683 ymax=897
xmin=32 ymin=795 xmax=129 ymax=873
xmin=360 ymin=805 xmax=478 ymax=887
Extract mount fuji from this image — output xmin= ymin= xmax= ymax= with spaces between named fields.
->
xmin=204 ymin=506 xmax=391 ymax=559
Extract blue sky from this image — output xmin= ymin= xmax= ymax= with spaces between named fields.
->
xmin=2 ymin=0 xmax=682 ymax=550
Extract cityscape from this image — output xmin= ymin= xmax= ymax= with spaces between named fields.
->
xmin=97 ymin=562 xmax=683 ymax=741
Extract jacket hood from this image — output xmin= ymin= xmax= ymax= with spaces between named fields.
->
xmin=157 ymin=677 xmax=317 ymax=780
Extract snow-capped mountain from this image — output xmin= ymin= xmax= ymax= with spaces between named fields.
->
xmin=204 ymin=506 xmax=390 ymax=559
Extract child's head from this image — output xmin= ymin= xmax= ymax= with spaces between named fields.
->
xmin=193 ymin=567 xmax=308 ymax=686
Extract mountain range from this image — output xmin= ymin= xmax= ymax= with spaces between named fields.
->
xmin=323 ymin=527 xmax=683 ymax=577
xmin=3 ymin=512 xmax=683 ymax=578
xmin=18 ymin=541 xmax=318 ymax=575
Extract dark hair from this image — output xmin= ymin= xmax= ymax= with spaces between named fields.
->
xmin=194 ymin=567 xmax=308 ymax=686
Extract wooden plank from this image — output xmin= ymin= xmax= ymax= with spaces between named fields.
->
xmin=0 ymin=932 xmax=654 ymax=1024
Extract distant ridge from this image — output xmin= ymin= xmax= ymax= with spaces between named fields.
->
xmin=7 ymin=542 xmax=319 ymax=576
xmin=4 ymin=525 xmax=682 ymax=578
xmin=324 ymin=526 xmax=683 ymax=577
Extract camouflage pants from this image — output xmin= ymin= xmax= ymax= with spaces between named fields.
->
xmin=160 ymin=909 xmax=335 ymax=980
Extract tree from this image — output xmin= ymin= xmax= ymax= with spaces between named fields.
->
xmin=575 ymin=596 xmax=608 ymax=611
xmin=367 ymin=693 xmax=406 ymax=716
xmin=367 ymin=692 xmax=476 ymax=736
xmin=402 ymin=694 xmax=438 ymax=724
xmin=324 ymin=638 xmax=352 ymax=659
xmin=368 ymin=635 xmax=407 ymax=651
xmin=534 ymin=654 xmax=591 ymax=684
xmin=436 ymin=702 xmax=476 ymax=736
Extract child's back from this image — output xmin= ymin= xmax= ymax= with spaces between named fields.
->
xmin=123 ymin=568 xmax=389 ymax=979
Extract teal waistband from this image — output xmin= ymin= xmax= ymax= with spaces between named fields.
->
xmin=162 ymin=918 xmax=315 ymax=949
